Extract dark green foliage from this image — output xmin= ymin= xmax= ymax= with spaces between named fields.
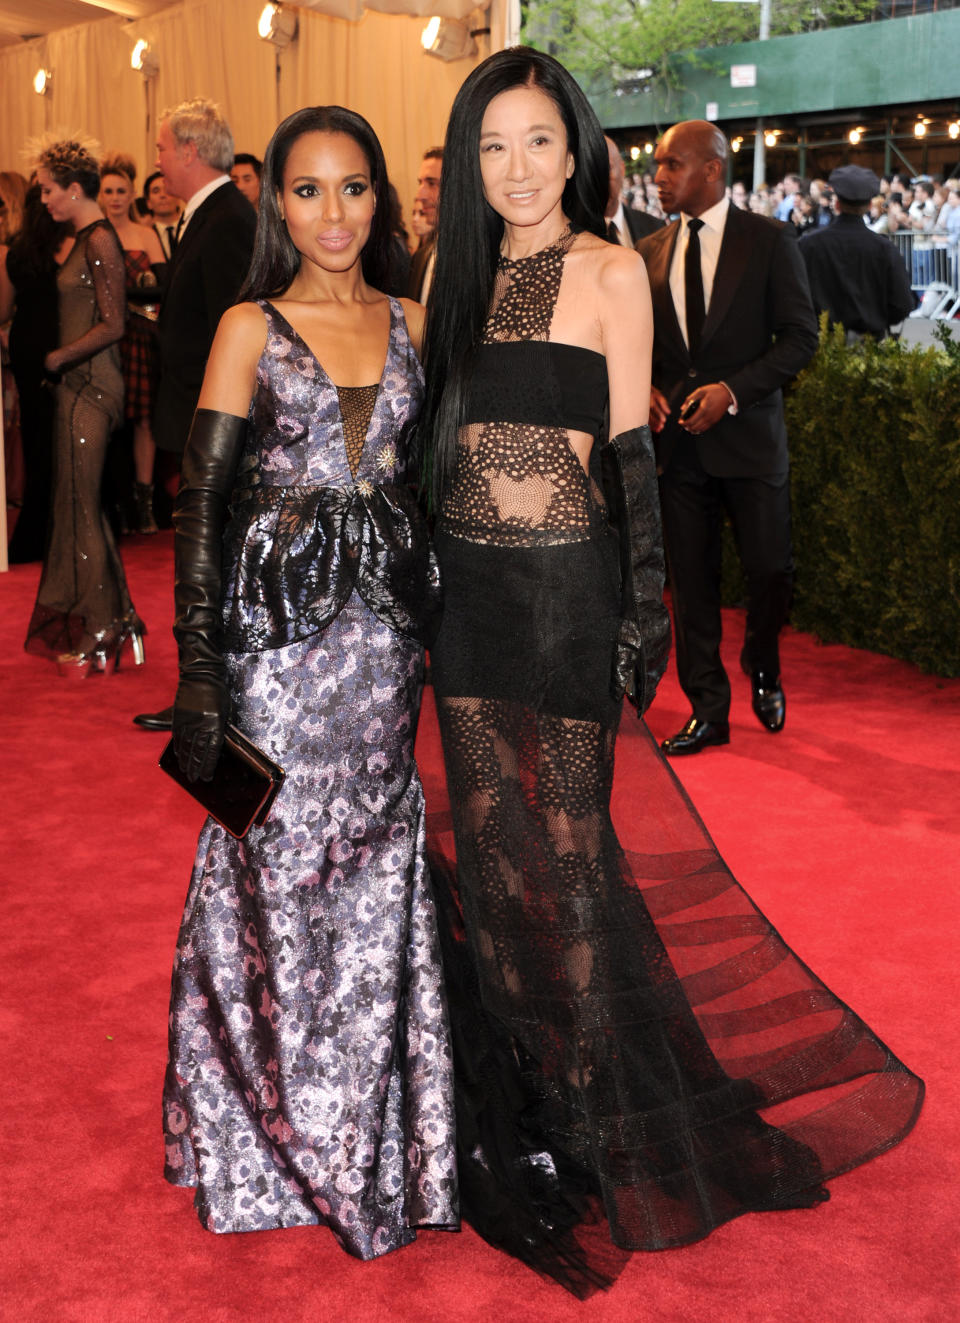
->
xmin=721 ymin=320 xmax=960 ymax=676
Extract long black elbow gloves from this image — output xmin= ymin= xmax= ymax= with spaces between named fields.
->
xmin=600 ymin=425 xmax=671 ymax=716
xmin=172 ymin=409 xmax=247 ymax=781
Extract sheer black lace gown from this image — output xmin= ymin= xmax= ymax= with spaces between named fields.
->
xmin=24 ymin=220 xmax=142 ymax=658
xmin=428 ymin=230 xmax=923 ymax=1296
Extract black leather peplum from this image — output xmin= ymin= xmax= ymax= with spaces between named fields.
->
xmin=221 ymin=480 xmax=442 ymax=654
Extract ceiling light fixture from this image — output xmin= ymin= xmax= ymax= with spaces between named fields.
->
xmin=131 ymin=39 xmax=159 ymax=76
xmin=258 ymin=3 xmax=298 ymax=48
xmin=421 ymin=17 xmax=477 ymax=62
xmin=33 ymin=68 xmax=52 ymax=96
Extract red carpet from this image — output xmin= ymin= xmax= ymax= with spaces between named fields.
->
xmin=3 ymin=531 xmax=956 ymax=1322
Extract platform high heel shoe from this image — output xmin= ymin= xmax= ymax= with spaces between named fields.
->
xmin=115 ymin=613 xmax=147 ymax=670
xmin=56 ymin=629 xmax=117 ymax=679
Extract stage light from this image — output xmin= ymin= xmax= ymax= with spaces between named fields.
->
xmin=764 ymin=131 xmax=777 ymax=148
xmin=421 ymin=17 xmax=477 ymax=62
xmin=629 ymin=146 xmax=641 ymax=162
xmin=731 ymin=136 xmax=742 ymax=153
xmin=131 ymin=40 xmax=159 ymax=77
xmin=644 ymin=141 xmax=654 ymax=154
xmin=914 ymin=120 xmax=927 ymax=138
xmin=33 ymin=68 xmax=52 ymax=96
xmin=848 ymin=128 xmax=862 ymax=145
xmin=258 ymin=3 xmax=297 ymax=47
xmin=949 ymin=121 xmax=960 ymax=140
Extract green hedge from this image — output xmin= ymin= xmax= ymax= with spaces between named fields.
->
xmin=722 ymin=321 xmax=960 ymax=677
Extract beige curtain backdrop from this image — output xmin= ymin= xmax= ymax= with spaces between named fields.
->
xmin=0 ymin=0 xmax=494 ymax=216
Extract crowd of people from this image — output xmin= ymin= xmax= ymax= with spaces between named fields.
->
xmin=1 ymin=55 xmax=924 ymax=1301
xmin=621 ymin=160 xmax=960 ymax=245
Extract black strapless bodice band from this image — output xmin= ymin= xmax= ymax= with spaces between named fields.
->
xmin=463 ymin=341 xmax=607 ymax=437
xmin=221 ymin=482 xmax=441 ymax=653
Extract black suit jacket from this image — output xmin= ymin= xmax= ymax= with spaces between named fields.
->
xmin=622 ymin=208 xmax=664 ymax=243
xmin=154 ymin=181 xmax=256 ymax=454
xmin=406 ymin=237 xmax=435 ymax=302
xmin=637 ymin=204 xmax=817 ymax=478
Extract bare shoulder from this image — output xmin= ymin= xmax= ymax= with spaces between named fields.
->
xmin=215 ymin=300 xmax=269 ymax=353
xmin=572 ymin=230 xmax=648 ymax=292
xmin=397 ymin=296 xmax=425 ymax=354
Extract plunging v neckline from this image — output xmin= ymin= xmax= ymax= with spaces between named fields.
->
xmin=262 ymin=299 xmax=392 ymax=473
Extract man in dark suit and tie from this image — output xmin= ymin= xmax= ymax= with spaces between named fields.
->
xmin=604 ymin=136 xmax=664 ymax=245
xmin=134 ymin=97 xmax=256 ymax=731
xmin=636 ymin=121 xmax=818 ymax=755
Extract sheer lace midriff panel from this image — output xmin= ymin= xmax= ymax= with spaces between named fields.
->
xmin=440 ymin=229 xmax=606 ymax=548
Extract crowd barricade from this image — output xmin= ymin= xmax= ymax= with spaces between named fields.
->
xmin=890 ymin=229 xmax=960 ymax=319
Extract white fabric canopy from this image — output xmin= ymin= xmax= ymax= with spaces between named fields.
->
xmin=0 ymin=0 xmax=519 ymax=218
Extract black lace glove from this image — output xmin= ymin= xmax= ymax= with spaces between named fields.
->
xmin=599 ymin=425 xmax=671 ymax=716
xmin=172 ymin=409 xmax=247 ymax=781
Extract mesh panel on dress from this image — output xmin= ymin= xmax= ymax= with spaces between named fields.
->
xmin=440 ymin=229 xmax=598 ymax=547
xmin=336 ymin=383 xmax=379 ymax=478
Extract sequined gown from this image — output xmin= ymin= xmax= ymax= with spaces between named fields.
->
xmin=429 ymin=230 xmax=924 ymax=1296
xmin=24 ymin=220 xmax=141 ymax=655
xmin=163 ymin=299 xmax=458 ymax=1257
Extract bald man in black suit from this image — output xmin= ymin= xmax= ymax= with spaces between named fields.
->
xmin=636 ymin=121 xmax=817 ymax=755
xmin=604 ymin=136 xmax=664 ymax=247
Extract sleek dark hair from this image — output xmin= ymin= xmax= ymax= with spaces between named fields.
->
xmin=233 ymin=152 xmax=263 ymax=178
xmin=420 ymin=47 xmax=608 ymax=500
xmin=239 ymin=106 xmax=392 ymax=302
xmin=7 ymin=182 xmax=71 ymax=277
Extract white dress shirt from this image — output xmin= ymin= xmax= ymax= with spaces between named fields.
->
xmin=608 ymin=202 xmax=633 ymax=248
xmin=668 ymin=195 xmax=730 ymax=349
xmin=178 ymin=174 xmax=232 ymax=237
xmin=667 ymin=196 xmax=738 ymax=411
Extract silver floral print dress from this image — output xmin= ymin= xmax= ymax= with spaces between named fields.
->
xmin=163 ymin=298 xmax=457 ymax=1259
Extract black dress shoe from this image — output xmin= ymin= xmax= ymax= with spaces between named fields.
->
xmin=749 ymin=673 xmax=786 ymax=732
xmin=661 ymin=716 xmax=730 ymax=756
xmin=133 ymin=704 xmax=174 ymax=731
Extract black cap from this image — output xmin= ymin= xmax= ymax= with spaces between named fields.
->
xmin=829 ymin=165 xmax=881 ymax=203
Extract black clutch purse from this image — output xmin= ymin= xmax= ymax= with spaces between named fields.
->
xmin=159 ymin=724 xmax=285 ymax=839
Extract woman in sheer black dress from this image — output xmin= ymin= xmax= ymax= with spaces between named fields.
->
xmin=419 ymin=47 xmax=923 ymax=1297
xmin=24 ymin=136 xmax=145 ymax=675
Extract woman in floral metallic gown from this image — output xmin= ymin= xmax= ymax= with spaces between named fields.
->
xmin=162 ymin=107 xmax=457 ymax=1258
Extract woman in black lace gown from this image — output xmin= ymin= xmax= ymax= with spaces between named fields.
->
xmin=420 ymin=48 xmax=923 ymax=1297
xmin=24 ymin=136 xmax=144 ymax=674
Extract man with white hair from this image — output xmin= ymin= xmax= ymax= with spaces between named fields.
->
xmin=152 ymin=97 xmax=256 ymax=462
xmin=135 ymin=97 xmax=255 ymax=733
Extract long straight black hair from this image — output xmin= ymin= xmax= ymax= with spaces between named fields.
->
xmin=420 ymin=47 xmax=608 ymax=501
xmin=239 ymin=105 xmax=392 ymax=302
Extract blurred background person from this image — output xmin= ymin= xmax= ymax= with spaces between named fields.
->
xmin=2 ymin=183 xmax=72 ymax=563
xmin=1 ymin=170 xmax=29 ymax=515
xmin=406 ymin=146 xmax=442 ymax=301
xmin=133 ymin=96 xmax=256 ymax=731
xmin=384 ymin=180 xmax=411 ymax=296
xmin=100 ymin=152 xmax=166 ymax=535
xmin=604 ymin=135 xmax=663 ymax=243
xmin=800 ymin=164 xmax=915 ymax=343
xmin=0 ymin=170 xmax=28 ymax=245
xmin=143 ymin=170 xmax=183 ymax=260
xmin=24 ymin=135 xmax=145 ymax=676
xmin=229 ymin=152 xmax=262 ymax=210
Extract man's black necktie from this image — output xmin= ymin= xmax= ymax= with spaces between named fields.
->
xmin=607 ymin=220 xmax=620 ymax=245
xmin=685 ymin=217 xmax=705 ymax=358
xmin=165 ymin=225 xmax=177 ymax=256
